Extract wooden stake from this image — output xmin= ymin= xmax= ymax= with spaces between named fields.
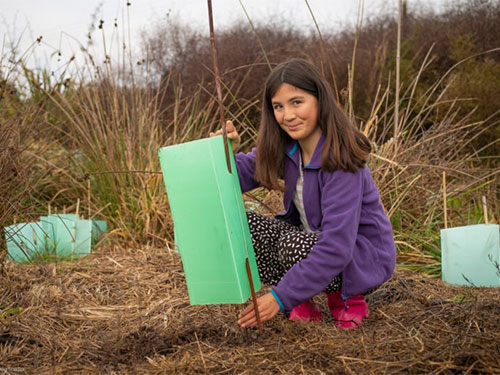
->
xmin=88 ymin=178 xmax=91 ymax=219
xmin=75 ymin=198 xmax=80 ymax=218
xmin=246 ymin=257 xmax=262 ymax=332
xmin=443 ymin=171 xmax=447 ymax=229
xmin=32 ymin=228 xmax=37 ymax=247
xmin=69 ymin=198 xmax=81 ymax=256
xmin=482 ymin=196 xmax=489 ymax=225
xmin=206 ymin=0 xmax=260 ymax=332
xmin=73 ymin=198 xmax=80 ymax=243
xmin=207 ymin=0 xmax=231 ymax=174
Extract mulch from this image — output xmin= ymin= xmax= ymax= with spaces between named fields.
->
xmin=1 ymin=244 xmax=499 ymax=374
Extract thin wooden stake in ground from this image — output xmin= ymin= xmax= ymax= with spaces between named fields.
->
xmin=442 ymin=171 xmax=447 ymax=229
xmin=88 ymin=179 xmax=91 ymax=219
xmin=207 ymin=0 xmax=231 ymax=174
xmin=482 ymin=196 xmax=489 ymax=225
xmin=206 ymin=0 xmax=262 ymax=331
xmin=246 ymin=258 xmax=262 ymax=331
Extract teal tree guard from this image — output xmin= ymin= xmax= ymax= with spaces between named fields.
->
xmin=156 ymin=0 xmax=263 ymax=330
xmin=158 ymin=137 xmax=261 ymax=304
xmin=441 ymin=173 xmax=500 ymax=287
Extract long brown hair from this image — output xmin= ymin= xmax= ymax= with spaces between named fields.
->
xmin=255 ymin=58 xmax=371 ymax=191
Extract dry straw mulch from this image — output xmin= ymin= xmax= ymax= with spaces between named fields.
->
xmin=1 ymin=244 xmax=499 ymax=375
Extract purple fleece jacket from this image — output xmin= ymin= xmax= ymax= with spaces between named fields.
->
xmin=235 ymin=135 xmax=396 ymax=312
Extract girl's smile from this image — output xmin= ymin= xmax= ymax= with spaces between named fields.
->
xmin=271 ymin=83 xmax=322 ymax=159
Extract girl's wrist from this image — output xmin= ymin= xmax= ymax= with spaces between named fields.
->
xmin=270 ymin=289 xmax=284 ymax=311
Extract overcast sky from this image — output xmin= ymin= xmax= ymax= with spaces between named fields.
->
xmin=1 ymin=0 xmax=445 ymax=71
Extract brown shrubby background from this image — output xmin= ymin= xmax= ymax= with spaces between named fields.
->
xmin=1 ymin=0 xmax=499 ymax=269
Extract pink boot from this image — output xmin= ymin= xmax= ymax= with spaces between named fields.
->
xmin=326 ymin=292 xmax=369 ymax=329
xmin=288 ymin=300 xmax=322 ymax=322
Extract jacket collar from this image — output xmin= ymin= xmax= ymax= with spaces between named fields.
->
xmin=285 ymin=134 xmax=325 ymax=169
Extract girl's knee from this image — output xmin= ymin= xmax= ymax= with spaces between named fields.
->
xmin=277 ymin=233 xmax=304 ymax=266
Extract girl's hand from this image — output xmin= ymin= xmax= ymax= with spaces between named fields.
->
xmin=237 ymin=292 xmax=280 ymax=328
xmin=209 ymin=120 xmax=241 ymax=151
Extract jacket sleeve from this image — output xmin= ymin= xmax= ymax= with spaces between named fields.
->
xmin=272 ymin=169 xmax=364 ymax=312
xmin=234 ymin=147 xmax=260 ymax=193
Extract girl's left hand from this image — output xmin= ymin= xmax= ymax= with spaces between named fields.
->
xmin=209 ymin=120 xmax=241 ymax=151
xmin=238 ymin=292 xmax=280 ymax=328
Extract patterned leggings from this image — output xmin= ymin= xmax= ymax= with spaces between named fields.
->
xmin=246 ymin=211 xmax=341 ymax=294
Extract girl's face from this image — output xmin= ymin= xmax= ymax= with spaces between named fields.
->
xmin=271 ymin=83 xmax=321 ymax=148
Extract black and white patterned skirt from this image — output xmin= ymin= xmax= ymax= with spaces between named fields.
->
xmin=246 ymin=211 xmax=341 ymax=294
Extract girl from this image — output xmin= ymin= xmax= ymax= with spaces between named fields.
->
xmin=210 ymin=58 xmax=396 ymax=329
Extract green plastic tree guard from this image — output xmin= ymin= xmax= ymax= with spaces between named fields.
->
xmin=52 ymin=216 xmax=92 ymax=258
xmin=40 ymin=215 xmax=57 ymax=253
xmin=5 ymin=222 xmax=46 ymax=262
xmin=158 ymin=136 xmax=261 ymax=305
xmin=91 ymin=219 xmax=108 ymax=246
xmin=44 ymin=214 xmax=78 ymax=243
xmin=38 ymin=214 xmax=90 ymax=258
xmin=441 ymin=224 xmax=500 ymax=287
xmin=42 ymin=214 xmax=76 ymax=257
xmin=5 ymin=215 xmax=105 ymax=263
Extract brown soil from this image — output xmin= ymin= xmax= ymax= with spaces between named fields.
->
xmin=1 ymin=245 xmax=499 ymax=374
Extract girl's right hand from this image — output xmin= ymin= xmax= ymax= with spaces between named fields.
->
xmin=209 ymin=120 xmax=241 ymax=151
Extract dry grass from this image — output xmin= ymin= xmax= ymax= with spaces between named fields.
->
xmin=1 ymin=244 xmax=499 ymax=374
xmin=2 ymin=4 xmax=500 ymax=373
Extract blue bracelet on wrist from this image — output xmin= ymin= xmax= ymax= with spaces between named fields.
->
xmin=270 ymin=289 xmax=284 ymax=311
